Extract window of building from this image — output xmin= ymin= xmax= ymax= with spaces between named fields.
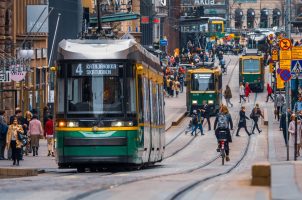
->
xmin=260 ymin=9 xmax=269 ymax=28
xmin=235 ymin=9 xmax=243 ymax=29
xmin=247 ymin=9 xmax=255 ymax=29
xmin=272 ymin=9 xmax=281 ymax=27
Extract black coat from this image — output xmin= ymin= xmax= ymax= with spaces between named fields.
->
xmin=201 ymin=104 xmax=210 ymax=118
xmin=238 ymin=110 xmax=249 ymax=127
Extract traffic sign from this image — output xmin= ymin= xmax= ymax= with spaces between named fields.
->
xmin=292 ymin=46 xmax=302 ymax=59
xmin=279 ymin=38 xmax=292 ymax=50
xmin=291 ymin=60 xmax=302 ymax=74
xmin=280 ymin=69 xmax=292 ymax=81
xmin=272 ymin=49 xmax=278 ymax=61
xmin=280 ymin=60 xmax=291 ymax=70
xmin=280 ymin=50 xmax=292 ymax=60
xmin=160 ymin=39 xmax=168 ymax=46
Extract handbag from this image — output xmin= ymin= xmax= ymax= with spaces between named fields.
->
xmin=17 ymin=131 xmax=28 ymax=146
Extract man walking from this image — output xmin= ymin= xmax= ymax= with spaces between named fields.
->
xmin=250 ymin=104 xmax=264 ymax=134
xmin=0 ymin=110 xmax=8 ymax=160
xmin=266 ymin=83 xmax=274 ymax=102
xmin=201 ymin=100 xmax=211 ymax=131
xmin=275 ymin=91 xmax=285 ymax=121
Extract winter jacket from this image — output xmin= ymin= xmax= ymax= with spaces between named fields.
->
xmin=245 ymin=85 xmax=252 ymax=97
xmin=6 ymin=124 xmax=24 ymax=149
xmin=45 ymin=119 xmax=54 ymax=138
xmin=238 ymin=110 xmax=249 ymax=127
xmin=214 ymin=113 xmax=233 ymax=130
xmin=28 ymin=119 xmax=43 ymax=136
xmin=276 ymin=94 xmax=285 ymax=107
xmin=224 ymin=88 xmax=232 ymax=99
xmin=267 ymin=84 xmax=273 ymax=95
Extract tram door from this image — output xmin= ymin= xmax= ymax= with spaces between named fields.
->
xmin=142 ymin=76 xmax=152 ymax=163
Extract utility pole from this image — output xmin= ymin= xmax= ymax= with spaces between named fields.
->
xmin=285 ymin=0 xmax=291 ymax=161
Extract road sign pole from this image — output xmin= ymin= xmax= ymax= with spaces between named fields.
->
xmin=285 ymin=81 xmax=290 ymax=161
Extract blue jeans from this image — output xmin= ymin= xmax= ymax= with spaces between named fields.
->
xmin=191 ymin=124 xmax=198 ymax=135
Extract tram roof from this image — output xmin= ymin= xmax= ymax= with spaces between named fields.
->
xmin=58 ymin=39 xmax=160 ymax=68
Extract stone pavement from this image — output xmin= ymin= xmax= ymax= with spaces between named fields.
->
xmin=164 ymin=87 xmax=187 ymax=130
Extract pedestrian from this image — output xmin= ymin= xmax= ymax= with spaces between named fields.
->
xmin=0 ymin=110 xmax=8 ymax=160
xmin=45 ymin=115 xmax=54 ymax=157
xmin=166 ymin=77 xmax=171 ymax=98
xmin=224 ymin=85 xmax=233 ymax=107
xmin=266 ymin=83 xmax=274 ymax=102
xmin=239 ymin=82 xmax=246 ymax=103
xmin=288 ymin=114 xmax=301 ymax=157
xmin=174 ymin=78 xmax=180 ymax=97
xmin=294 ymin=95 xmax=302 ymax=113
xmin=197 ymin=109 xmax=204 ymax=135
xmin=191 ymin=110 xmax=198 ymax=136
xmin=9 ymin=109 xmax=25 ymax=125
xmin=24 ymin=111 xmax=32 ymax=155
xmin=280 ymin=108 xmax=291 ymax=145
xmin=250 ymin=103 xmax=264 ymax=134
xmin=179 ymin=73 xmax=184 ymax=93
xmin=245 ymin=82 xmax=252 ymax=102
xmin=6 ymin=116 xmax=24 ymax=166
xmin=28 ymin=115 xmax=43 ymax=156
xmin=275 ymin=91 xmax=285 ymax=121
xmin=170 ymin=78 xmax=175 ymax=97
xmin=236 ymin=106 xmax=251 ymax=136
xmin=43 ymin=106 xmax=50 ymax=128
xmin=201 ymin=100 xmax=211 ymax=131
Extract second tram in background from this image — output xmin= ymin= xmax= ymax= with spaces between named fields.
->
xmin=239 ymin=49 xmax=265 ymax=92
xmin=55 ymin=39 xmax=165 ymax=171
xmin=186 ymin=62 xmax=222 ymax=115
xmin=179 ymin=16 xmax=226 ymax=51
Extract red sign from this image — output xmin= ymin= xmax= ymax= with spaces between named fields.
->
xmin=141 ymin=16 xmax=149 ymax=24
xmin=153 ymin=18 xmax=160 ymax=24
xmin=279 ymin=38 xmax=292 ymax=50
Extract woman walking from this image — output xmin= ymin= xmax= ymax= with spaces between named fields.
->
xmin=245 ymin=82 xmax=252 ymax=102
xmin=288 ymin=114 xmax=301 ymax=157
xmin=236 ymin=106 xmax=251 ymax=136
xmin=224 ymin=85 xmax=233 ymax=107
xmin=28 ymin=115 xmax=43 ymax=156
xmin=24 ymin=111 xmax=32 ymax=155
xmin=6 ymin=116 xmax=24 ymax=166
xmin=45 ymin=115 xmax=55 ymax=157
xmin=266 ymin=83 xmax=274 ymax=102
xmin=239 ymin=82 xmax=246 ymax=103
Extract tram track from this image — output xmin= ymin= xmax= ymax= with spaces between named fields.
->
xmin=65 ymin=54 xmax=243 ymax=200
xmin=169 ymin=93 xmax=258 ymax=200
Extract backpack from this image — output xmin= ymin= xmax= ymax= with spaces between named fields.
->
xmin=217 ymin=114 xmax=228 ymax=129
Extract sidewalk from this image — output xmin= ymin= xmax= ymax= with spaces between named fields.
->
xmin=164 ymin=87 xmax=187 ymax=130
xmin=267 ymin=103 xmax=302 ymax=200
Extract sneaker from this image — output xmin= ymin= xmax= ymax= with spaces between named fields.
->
xmin=226 ymin=156 xmax=230 ymax=161
xmin=236 ymin=134 xmax=240 ymax=137
xmin=259 ymin=130 xmax=262 ymax=133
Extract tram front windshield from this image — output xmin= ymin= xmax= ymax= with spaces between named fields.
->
xmin=57 ymin=63 xmax=136 ymax=116
xmin=243 ymin=59 xmax=260 ymax=73
xmin=191 ymin=73 xmax=215 ymax=91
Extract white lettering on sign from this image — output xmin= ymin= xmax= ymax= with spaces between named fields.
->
xmin=86 ymin=70 xmax=113 ymax=75
xmin=86 ymin=64 xmax=117 ymax=70
xmin=194 ymin=0 xmax=215 ymax=5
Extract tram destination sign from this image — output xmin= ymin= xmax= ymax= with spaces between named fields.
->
xmin=72 ymin=64 xmax=119 ymax=77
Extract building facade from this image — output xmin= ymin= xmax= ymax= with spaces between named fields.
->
xmin=0 ymin=0 xmax=49 ymax=118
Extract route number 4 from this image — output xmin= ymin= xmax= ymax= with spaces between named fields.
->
xmin=76 ymin=65 xmax=83 ymax=75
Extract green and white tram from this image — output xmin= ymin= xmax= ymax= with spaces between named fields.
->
xmin=55 ymin=39 xmax=165 ymax=171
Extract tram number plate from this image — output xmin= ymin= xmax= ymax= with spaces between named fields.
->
xmin=72 ymin=64 xmax=119 ymax=76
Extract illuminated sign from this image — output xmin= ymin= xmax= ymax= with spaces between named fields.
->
xmin=72 ymin=64 xmax=119 ymax=76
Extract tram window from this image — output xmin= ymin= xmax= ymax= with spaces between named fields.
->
xmin=138 ymin=75 xmax=144 ymax=123
xmin=191 ymin=74 xmax=215 ymax=91
xmin=210 ymin=24 xmax=222 ymax=33
xmin=67 ymin=76 xmax=123 ymax=114
xmin=126 ymin=66 xmax=136 ymax=113
xmin=243 ymin=59 xmax=260 ymax=73
xmin=57 ymin=78 xmax=64 ymax=113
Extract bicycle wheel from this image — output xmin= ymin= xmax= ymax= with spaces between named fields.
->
xmin=221 ymin=149 xmax=225 ymax=165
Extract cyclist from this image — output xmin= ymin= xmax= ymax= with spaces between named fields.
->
xmin=214 ymin=105 xmax=233 ymax=161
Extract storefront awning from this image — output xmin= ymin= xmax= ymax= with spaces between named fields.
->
xmin=90 ymin=12 xmax=140 ymax=23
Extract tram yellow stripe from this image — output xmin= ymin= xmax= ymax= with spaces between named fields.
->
xmin=56 ymin=127 xmax=139 ymax=131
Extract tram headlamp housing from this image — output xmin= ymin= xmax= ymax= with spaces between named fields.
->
xmin=208 ymin=100 xmax=214 ymax=104
xmin=67 ymin=121 xmax=79 ymax=128
xmin=192 ymin=100 xmax=197 ymax=104
xmin=111 ymin=121 xmax=134 ymax=127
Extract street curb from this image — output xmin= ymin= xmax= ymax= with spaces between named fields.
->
xmin=165 ymin=112 xmax=188 ymax=131
xmin=0 ymin=167 xmax=38 ymax=177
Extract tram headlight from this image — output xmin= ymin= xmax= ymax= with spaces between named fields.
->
xmin=58 ymin=121 xmax=66 ymax=127
xmin=192 ymin=100 xmax=198 ymax=104
xmin=111 ymin=121 xmax=124 ymax=127
xmin=67 ymin=121 xmax=79 ymax=128
xmin=208 ymin=100 xmax=214 ymax=104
